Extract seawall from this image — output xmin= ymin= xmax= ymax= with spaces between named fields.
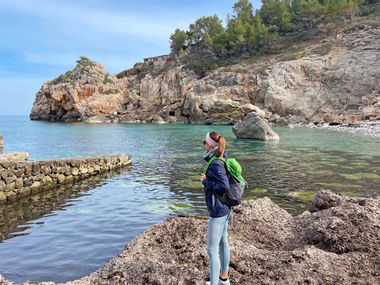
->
xmin=0 ymin=154 xmax=132 ymax=204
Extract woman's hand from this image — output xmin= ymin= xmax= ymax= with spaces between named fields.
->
xmin=200 ymin=173 xmax=206 ymax=183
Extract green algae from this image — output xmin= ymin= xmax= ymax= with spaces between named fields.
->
xmin=135 ymin=176 xmax=163 ymax=184
xmin=339 ymin=173 xmax=361 ymax=180
xmin=169 ymin=202 xmax=195 ymax=212
xmin=340 ymin=172 xmax=380 ymax=181
xmin=340 ymin=191 xmax=363 ymax=198
xmin=288 ymin=191 xmax=316 ymax=202
xmin=147 ymin=200 xmax=195 ymax=214
xmin=316 ymin=182 xmax=362 ymax=190
xmin=253 ymin=186 xmax=267 ymax=194
xmin=173 ymin=179 xmax=203 ymax=190
xmin=350 ymin=161 xmax=370 ymax=167
xmin=312 ymin=169 xmax=336 ymax=176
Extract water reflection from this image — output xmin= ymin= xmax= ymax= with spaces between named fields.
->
xmin=0 ymin=168 xmax=128 ymax=242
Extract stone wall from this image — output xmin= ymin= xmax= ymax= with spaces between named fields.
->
xmin=0 ymin=154 xmax=131 ymax=204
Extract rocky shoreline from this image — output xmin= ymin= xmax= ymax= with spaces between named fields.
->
xmin=310 ymin=120 xmax=380 ymax=138
xmin=1 ymin=190 xmax=379 ymax=285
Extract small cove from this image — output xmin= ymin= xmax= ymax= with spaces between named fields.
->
xmin=0 ymin=116 xmax=379 ymax=283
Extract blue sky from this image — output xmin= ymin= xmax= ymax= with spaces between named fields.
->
xmin=0 ymin=0 xmax=261 ymax=115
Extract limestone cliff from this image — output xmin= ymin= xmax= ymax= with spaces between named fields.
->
xmin=30 ymin=27 xmax=380 ymax=125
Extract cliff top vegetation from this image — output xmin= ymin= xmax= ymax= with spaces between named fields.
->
xmin=169 ymin=0 xmax=380 ymax=77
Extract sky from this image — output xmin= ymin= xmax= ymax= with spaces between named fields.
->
xmin=0 ymin=0 xmax=261 ymax=115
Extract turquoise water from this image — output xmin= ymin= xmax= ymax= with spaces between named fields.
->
xmin=0 ymin=116 xmax=379 ymax=283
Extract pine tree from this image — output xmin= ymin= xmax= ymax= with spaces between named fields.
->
xmin=260 ymin=0 xmax=293 ymax=33
xmin=169 ymin=29 xmax=188 ymax=54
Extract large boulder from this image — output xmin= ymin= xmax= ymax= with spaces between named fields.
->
xmin=232 ymin=112 xmax=280 ymax=140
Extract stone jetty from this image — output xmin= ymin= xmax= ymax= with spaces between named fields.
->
xmin=0 ymin=190 xmax=379 ymax=285
xmin=0 ymin=154 xmax=131 ymax=204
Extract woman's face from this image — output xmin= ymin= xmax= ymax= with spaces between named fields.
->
xmin=204 ymin=141 xmax=212 ymax=152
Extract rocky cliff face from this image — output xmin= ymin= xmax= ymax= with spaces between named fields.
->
xmin=30 ymin=27 xmax=380 ymax=125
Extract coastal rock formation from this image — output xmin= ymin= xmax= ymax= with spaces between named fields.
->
xmin=0 ymin=134 xmax=3 ymax=150
xmin=30 ymin=28 xmax=380 ymax=125
xmin=1 ymin=190 xmax=379 ymax=285
xmin=232 ymin=112 xmax=280 ymax=140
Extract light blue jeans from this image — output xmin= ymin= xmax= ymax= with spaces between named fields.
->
xmin=207 ymin=212 xmax=230 ymax=285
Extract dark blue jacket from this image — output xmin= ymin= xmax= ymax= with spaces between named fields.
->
xmin=202 ymin=154 xmax=231 ymax=218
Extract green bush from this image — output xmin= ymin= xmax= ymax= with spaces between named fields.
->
xmin=103 ymin=74 xmax=114 ymax=85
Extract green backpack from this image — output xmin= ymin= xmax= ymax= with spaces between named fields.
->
xmin=203 ymin=156 xmax=247 ymax=206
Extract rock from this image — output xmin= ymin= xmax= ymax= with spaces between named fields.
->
xmin=147 ymin=115 xmax=165 ymax=124
xmin=309 ymin=189 xmax=347 ymax=212
xmin=362 ymin=106 xmax=377 ymax=119
xmin=0 ymin=192 xmax=6 ymax=203
xmin=232 ymin=112 xmax=280 ymax=140
xmin=269 ymin=113 xmax=288 ymax=126
xmin=42 ymin=175 xmax=54 ymax=187
xmin=0 ymin=152 xmax=29 ymax=162
xmin=86 ymin=115 xmax=108 ymax=123
xmin=30 ymin=181 xmax=41 ymax=193
xmin=0 ymin=134 xmax=3 ymax=150
xmin=57 ymin=174 xmax=66 ymax=184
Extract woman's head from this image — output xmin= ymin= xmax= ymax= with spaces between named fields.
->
xmin=204 ymin=131 xmax=226 ymax=157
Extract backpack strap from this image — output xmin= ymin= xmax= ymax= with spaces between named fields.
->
xmin=202 ymin=156 xmax=219 ymax=174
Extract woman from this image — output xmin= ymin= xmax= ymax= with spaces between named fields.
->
xmin=200 ymin=131 xmax=231 ymax=285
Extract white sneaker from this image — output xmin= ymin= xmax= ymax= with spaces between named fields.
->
xmin=205 ymin=279 xmax=230 ymax=285
xmin=219 ymin=279 xmax=230 ymax=285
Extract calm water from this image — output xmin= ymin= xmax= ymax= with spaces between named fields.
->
xmin=0 ymin=116 xmax=379 ymax=283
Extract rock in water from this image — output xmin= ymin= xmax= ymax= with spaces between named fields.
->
xmin=232 ymin=112 xmax=279 ymax=140
xmin=0 ymin=152 xmax=29 ymax=162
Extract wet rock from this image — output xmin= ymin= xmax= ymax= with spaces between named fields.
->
xmin=232 ymin=112 xmax=280 ymax=140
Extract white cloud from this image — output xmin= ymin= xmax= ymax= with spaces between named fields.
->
xmin=0 ymin=0 xmax=186 ymax=42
